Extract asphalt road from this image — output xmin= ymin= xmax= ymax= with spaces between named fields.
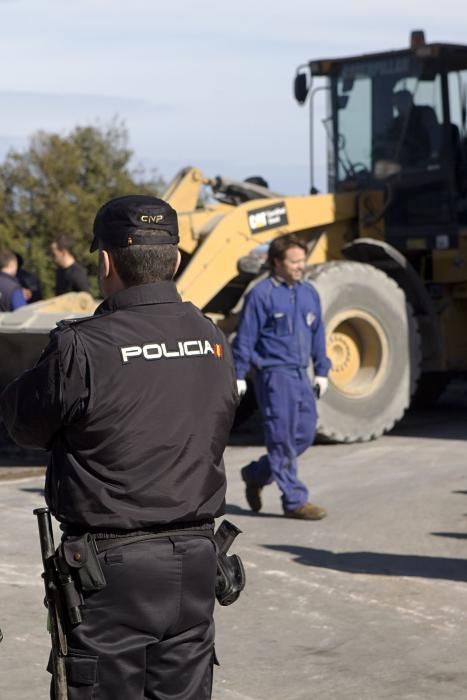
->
xmin=1 ymin=394 xmax=467 ymax=699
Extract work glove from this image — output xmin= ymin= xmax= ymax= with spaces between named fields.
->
xmin=236 ymin=379 xmax=248 ymax=397
xmin=314 ymin=376 xmax=329 ymax=399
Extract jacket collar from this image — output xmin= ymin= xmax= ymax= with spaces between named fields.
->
xmin=95 ymin=281 xmax=181 ymax=315
xmin=270 ymin=275 xmax=302 ymax=289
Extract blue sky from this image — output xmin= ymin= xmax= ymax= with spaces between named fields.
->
xmin=0 ymin=1 xmax=465 ymax=194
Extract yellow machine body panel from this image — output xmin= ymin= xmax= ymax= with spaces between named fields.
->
xmin=173 ymin=189 xmax=357 ymax=310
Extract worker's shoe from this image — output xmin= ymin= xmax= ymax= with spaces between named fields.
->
xmin=284 ymin=502 xmax=327 ymax=521
xmin=241 ymin=465 xmax=263 ymax=513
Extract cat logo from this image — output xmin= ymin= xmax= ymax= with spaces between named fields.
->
xmin=140 ymin=214 xmax=164 ymax=223
xmin=121 ymin=339 xmax=224 ymax=364
xmin=247 ymin=202 xmax=288 ymax=234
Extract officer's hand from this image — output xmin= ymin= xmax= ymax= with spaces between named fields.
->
xmin=236 ymin=379 xmax=248 ymax=397
xmin=314 ymin=376 xmax=329 ymax=399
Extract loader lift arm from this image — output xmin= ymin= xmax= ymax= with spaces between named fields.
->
xmin=165 ymin=168 xmax=358 ymax=312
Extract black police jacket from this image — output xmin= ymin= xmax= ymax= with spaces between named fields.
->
xmin=0 ymin=282 xmax=238 ymax=530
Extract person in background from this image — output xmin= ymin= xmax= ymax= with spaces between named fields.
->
xmin=232 ymin=234 xmax=331 ymax=520
xmin=390 ymin=89 xmax=440 ymax=167
xmin=15 ymin=252 xmax=43 ymax=303
xmin=0 ymin=249 xmax=27 ymax=311
xmin=50 ymin=234 xmax=90 ymax=294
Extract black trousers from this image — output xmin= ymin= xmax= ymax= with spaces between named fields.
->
xmin=50 ymin=535 xmax=218 ymax=699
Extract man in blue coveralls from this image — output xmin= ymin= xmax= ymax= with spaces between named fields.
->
xmin=232 ymin=234 xmax=331 ymax=520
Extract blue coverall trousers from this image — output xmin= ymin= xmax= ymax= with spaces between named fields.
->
xmin=247 ymin=367 xmax=317 ymax=512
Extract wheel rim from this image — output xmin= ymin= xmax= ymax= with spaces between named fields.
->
xmin=327 ymin=309 xmax=389 ymax=397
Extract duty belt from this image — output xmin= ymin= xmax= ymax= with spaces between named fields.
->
xmin=91 ymin=520 xmax=214 ymax=553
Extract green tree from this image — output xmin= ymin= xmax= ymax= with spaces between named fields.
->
xmin=0 ymin=121 xmax=165 ymax=297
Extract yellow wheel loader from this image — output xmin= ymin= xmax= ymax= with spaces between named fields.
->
xmin=2 ymin=31 xmax=467 ymax=445
xmin=165 ymin=31 xmax=467 ymax=442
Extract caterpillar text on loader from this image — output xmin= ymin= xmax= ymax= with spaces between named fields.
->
xmin=165 ymin=30 xmax=467 ymax=442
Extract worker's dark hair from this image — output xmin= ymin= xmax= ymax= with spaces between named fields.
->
xmin=0 ymin=248 xmax=17 ymax=269
xmin=52 ymin=234 xmax=76 ymax=254
xmin=267 ymin=234 xmax=308 ymax=268
xmin=108 ymin=232 xmax=178 ymax=286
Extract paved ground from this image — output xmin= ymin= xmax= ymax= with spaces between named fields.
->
xmin=1 ymin=392 xmax=467 ymax=699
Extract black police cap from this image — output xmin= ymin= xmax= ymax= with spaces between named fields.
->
xmin=90 ymin=195 xmax=179 ymax=253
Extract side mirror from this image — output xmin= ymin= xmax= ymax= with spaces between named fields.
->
xmin=294 ymin=71 xmax=310 ymax=105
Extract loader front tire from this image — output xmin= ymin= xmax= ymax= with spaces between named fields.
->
xmin=306 ymin=262 xmax=421 ymax=443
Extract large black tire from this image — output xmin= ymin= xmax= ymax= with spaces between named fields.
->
xmin=306 ymin=262 xmax=421 ymax=443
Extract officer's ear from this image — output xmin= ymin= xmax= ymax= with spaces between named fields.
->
xmin=174 ymin=249 xmax=181 ymax=277
xmin=98 ymin=249 xmax=124 ymax=296
xmin=98 ymin=249 xmax=111 ymax=280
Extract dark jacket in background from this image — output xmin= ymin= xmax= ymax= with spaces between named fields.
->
xmin=55 ymin=261 xmax=89 ymax=295
xmin=0 ymin=271 xmax=26 ymax=311
xmin=17 ymin=268 xmax=43 ymax=303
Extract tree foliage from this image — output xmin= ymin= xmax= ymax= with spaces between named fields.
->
xmin=0 ymin=121 xmax=165 ymax=297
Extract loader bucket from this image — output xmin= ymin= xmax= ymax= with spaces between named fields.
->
xmin=0 ymin=292 xmax=97 ymax=391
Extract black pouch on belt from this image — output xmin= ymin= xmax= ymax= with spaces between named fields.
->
xmin=61 ymin=534 xmax=107 ymax=592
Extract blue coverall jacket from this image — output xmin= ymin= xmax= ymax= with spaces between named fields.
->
xmin=232 ymin=276 xmax=331 ymax=511
xmin=233 ymin=276 xmax=330 ymax=378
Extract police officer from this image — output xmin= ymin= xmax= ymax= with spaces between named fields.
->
xmin=233 ymin=234 xmax=331 ymax=520
xmin=0 ymin=195 xmax=238 ymax=699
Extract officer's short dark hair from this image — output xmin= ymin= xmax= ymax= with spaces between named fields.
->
xmin=109 ymin=232 xmax=178 ymax=285
xmin=267 ymin=234 xmax=308 ymax=268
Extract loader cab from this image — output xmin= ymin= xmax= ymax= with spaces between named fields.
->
xmin=295 ymin=33 xmax=467 ymax=251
